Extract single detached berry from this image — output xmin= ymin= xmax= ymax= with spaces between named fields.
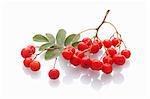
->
xmin=75 ymin=51 xmax=84 ymax=59
xmin=27 ymin=45 xmax=36 ymax=54
xmin=70 ymin=55 xmax=81 ymax=66
xmin=23 ymin=58 xmax=33 ymax=68
xmin=112 ymin=38 xmax=121 ymax=47
xmin=77 ymin=42 xmax=89 ymax=51
xmin=113 ymin=54 xmax=126 ymax=65
xmin=30 ymin=61 xmax=41 ymax=71
xmin=62 ymin=49 xmax=73 ymax=60
xmin=121 ymin=49 xmax=131 ymax=58
xmin=90 ymin=42 xmax=100 ymax=53
xmin=103 ymin=56 xmax=113 ymax=65
xmin=21 ymin=48 xmax=32 ymax=58
xmin=103 ymin=39 xmax=112 ymax=48
xmin=80 ymin=57 xmax=92 ymax=69
xmin=107 ymin=47 xmax=117 ymax=57
xmin=102 ymin=63 xmax=113 ymax=74
xmin=82 ymin=37 xmax=92 ymax=46
xmin=91 ymin=60 xmax=103 ymax=71
xmin=48 ymin=68 xmax=60 ymax=80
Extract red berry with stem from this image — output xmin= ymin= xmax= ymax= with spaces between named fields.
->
xmin=62 ymin=49 xmax=73 ymax=60
xmin=112 ymin=38 xmax=121 ymax=47
xmin=82 ymin=37 xmax=92 ymax=46
xmin=91 ymin=60 xmax=103 ymax=71
xmin=75 ymin=51 xmax=84 ymax=59
xmin=80 ymin=57 xmax=92 ymax=69
xmin=107 ymin=47 xmax=117 ymax=57
xmin=27 ymin=45 xmax=36 ymax=54
xmin=90 ymin=42 xmax=99 ymax=53
xmin=23 ymin=58 xmax=33 ymax=68
xmin=21 ymin=48 xmax=32 ymax=58
xmin=77 ymin=42 xmax=89 ymax=51
xmin=103 ymin=56 xmax=113 ymax=65
xmin=94 ymin=39 xmax=103 ymax=49
xmin=30 ymin=61 xmax=41 ymax=71
xmin=70 ymin=55 xmax=81 ymax=66
xmin=103 ymin=39 xmax=112 ymax=48
xmin=121 ymin=49 xmax=131 ymax=58
xmin=102 ymin=63 xmax=113 ymax=74
xmin=48 ymin=68 xmax=60 ymax=80
xmin=113 ymin=54 xmax=126 ymax=65
xmin=67 ymin=46 xmax=75 ymax=54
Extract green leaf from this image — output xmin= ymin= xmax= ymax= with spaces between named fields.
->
xmin=46 ymin=33 xmax=55 ymax=44
xmin=56 ymin=29 xmax=66 ymax=47
xmin=39 ymin=43 xmax=54 ymax=51
xmin=45 ymin=49 xmax=62 ymax=60
xmin=72 ymin=41 xmax=81 ymax=48
xmin=33 ymin=34 xmax=49 ymax=42
xmin=64 ymin=34 xmax=80 ymax=46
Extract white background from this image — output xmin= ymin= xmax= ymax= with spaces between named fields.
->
xmin=0 ymin=0 xmax=150 ymax=99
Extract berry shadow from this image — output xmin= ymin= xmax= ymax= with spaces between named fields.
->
xmin=48 ymin=79 xmax=60 ymax=88
xmin=58 ymin=56 xmax=130 ymax=90
xmin=22 ymin=66 xmax=41 ymax=79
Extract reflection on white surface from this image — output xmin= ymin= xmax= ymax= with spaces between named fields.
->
xmin=22 ymin=66 xmax=41 ymax=79
xmin=47 ymin=56 xmax=130 ymax=90
xmin=48 ymin=79 xmax=60 ymax=88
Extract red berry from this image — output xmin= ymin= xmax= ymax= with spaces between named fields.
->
xmin=27 ymin=45 xmax=36 ymax=54
xmin=80 ymin=57 xmax=92 ymax=69
xmin=77 ymin=42 xmax=89 ymax=51
xmin=103 ymin=39 xmax=112 ymax=48
xmin=70 ymin=55 xmax=81 ymax=66
xmin=112 ymin=38 xmax=121 ymax=47
xmin=102 ymin=63 xmax=113 ymax=74
xmin=113 ymin=54 xmax=126 ymax=65
xmin=23 ymin=58 xmax=33 ymax=68
xmin=75 ymin=51 xmax=84 ymax=58
xmin=48 ymin=69 xmax=60 ymax=80
xmin=30 ymin=61 xmax=41 ymax=71
xmin=94 ymin=39 xmax=103 ymax=49
xmin=103 ymin=56 xmax=113 ymax=65
xmin=91 ymin=60 xmax=103 ymax=71
xmin=90 ymin=43 xmax=99 ymax=53
xmin=62 ymin=49 xmax=73 ymax=60
xmin=121 ymin=49 xmax=131 ymax=58
xmin=21 ymin=48 xmax=32 ymax=58
xmin=107 ymin=47 xmax=117 ymax=57
xmin=67 ymin=46 xmax=75 ymax=54
xmin=82 ymin=37 xmax=92 ymax=46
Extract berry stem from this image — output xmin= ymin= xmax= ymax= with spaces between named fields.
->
xmin=70 ymin=10 xmax=110 ymax=45
xmin=33 ymin=50 xmax=44 ymax=60
xmin=104 ymin=21 xmax=127 ymax=49
xmin=96 ymin=10 xmax=110 ymax=31
xmin=53 ymin=58 xmax=57 ymax=68
xmin=95 ymin=10 xmax=110 ymax=38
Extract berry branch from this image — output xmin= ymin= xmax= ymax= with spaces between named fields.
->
xmin=96 ymin=10 xmax=110 ymax=33
xmin=21 ymin=10 xmax=131 ymax=81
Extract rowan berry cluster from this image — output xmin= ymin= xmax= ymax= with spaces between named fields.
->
xmin=62 ymin=37 xmax=131 ymax=74
xmin=20 ymin=10 xmax=131 ymax=81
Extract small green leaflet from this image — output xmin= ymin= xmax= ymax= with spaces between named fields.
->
xmin=39 ymin=43 xmax=54 ymax=51
xmin=46 ymin=33 xmax=55 ymax=44
xmin=45 ymin=49 xmax=63 ymax=60
xmin=56 ymin=29 xmax=66 ymax=47
xmin=64 ymin=34 xmax=80 ymax=46
xmin=33 ymin=34 xmax=49 ymax=42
